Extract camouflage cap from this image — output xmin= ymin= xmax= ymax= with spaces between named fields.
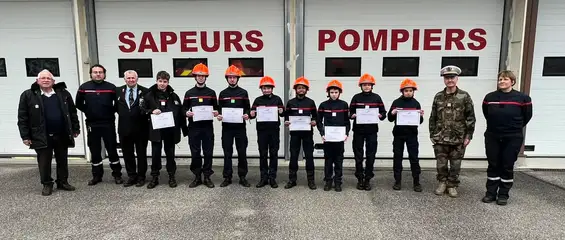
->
xmin=440 ymin=65 xmax=462 ymax=76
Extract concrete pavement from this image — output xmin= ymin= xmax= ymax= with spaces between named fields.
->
xmin=0 ymin=165 xmax=564 ymax=239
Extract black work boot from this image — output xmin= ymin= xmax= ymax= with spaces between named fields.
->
xmin=42 ymin=183 xmax=54 ymax=196
xmin=220 ymin=178 xmax=232 ymax=187
xmin=269 ymin=179 xmax=278 ymax=188
xmin=496 ymin=198 xmax=508 ymax=206
xmin=284 ymin=181 xmax=297 ymax=189
xmin=334 ymin=183 xmax=342 ymax=192
xmin=189 ymin=176 xmax=203 ymax=188
xmin=56 ymin=181 xmax=76 ymax=191
xmin=256 ymin=179 xmax=268 ymax=188
xmin=393 ymin=182 xmax=402 ymax=190
xmin=123 ymin=178 xmax=137 ymax=187
xmin=323 ymin=181 xmax=332 ymax=191
xmin=307 ymin=180 xmax=317 ymax=190
xmin=203 ymin=177 xmax=215 ymax=188
xmin=239 ymin=177 xmax=251 ymax=187
xmin=147 ymin=176 xmax=159 ymax=189
xmin=114 ymin=176 xmax=124 ymax=184
xmin=88 ymin=176 xmax=102 ymax=186
xmin=168 ymin=174 xmax=177 ymax=188
xmin=363 ymin=179 xmax=372 ymax=191
xmin=356 ymin=179 xmax=365 ymax=190
xmin=136 ymin=177 xmax=146 ymax=187
xmin=413 ymin=176 xmax=422 ymax=192
xmin=482 ymin=195 xmax=497 ymax=203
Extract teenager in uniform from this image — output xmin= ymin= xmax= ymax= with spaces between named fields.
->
xmin=17 ymin=70 xmax=80 ymax=196
xmin=283 ymin=76 xmax=318 ymax=190
xmin=76 ymin=64 xmax=123 ymax=185
xmin=387 ymin=78 xmax=424 ymax=192
xmin=349 ymin=73 xmax=387 ymax=191
xmin=183 ymin=63 xmax=219 ymax=188
xmin=216 ymin=65 xmax=251 ymax=187
xmin=140 ymin=71 xmax=188 ymax=189
xmin=317 ymin=80 xmax=350 ymax=192
xmin=481 ymin=70 xmax=532 ymax=206
xmin=429 ymin=65 xmax=476 ymax=198
xmin=250 ymin=76 xmax=285 ymax=188
xmin=115 ymin=70 xmax=149 ymax=187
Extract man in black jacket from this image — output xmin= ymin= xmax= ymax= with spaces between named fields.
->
xmin=141 ymin=71 xmax=188 ymax=189
xmin=183 ymin=63 xmax=219 ymax=188
xmin=76 ymin=64 xmax=123 ymax=185
xmin=116 ymin=70 xmax=149 ymax=187
xmin=481 ymin=70 xmax=533 ymax=206
xmin=349 ymin=73 xmax=387 ymax=191
xmin=216 ymin=65 xmax=251 ymax=187
xmin=283 ymin=76 xmax=317 ymax=190
xmin=17 ymin=69 xmax=80 ymax=196
xmin=250 ymin=76 xmax=285 ymax=188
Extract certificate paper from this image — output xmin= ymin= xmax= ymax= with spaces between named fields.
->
xmin=256 ymin=106 xmax=279 ymax=122
xmin=222 ymin=107 xmax=244 ymax=123
xmin=396 ymin=110 xmax=420 ymax=126
xmin=192 ymin=105 xmax=214 ymax=122
xmin=356 ymin=108 xmax=379 ymax=124
xmin=324 ymin=126 xmax=346 ymax=142
xmin=151 ymin=112 xmax=175 ymax=130
xmin=289 ymin=116 xmax=311 ymax=131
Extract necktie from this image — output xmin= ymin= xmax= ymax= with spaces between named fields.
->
xmin=128 ymin=88 xmax=134 ymax=108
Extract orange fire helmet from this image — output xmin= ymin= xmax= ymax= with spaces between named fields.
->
xmin=225 ymin=65 xmax=242 ymax=77
xmin=400 ymin=78 xmax=418 ymax=91
xmin=326 ymin=79 xmax=343 ymax=92
xmin=192 ymin=63 xmax=209 ymax=76
xmin=293 ymin=76 xmax=310 ymax=89
xmin=358 ymin=73 xmax=376 ymax=86
xmin=259 ymin=76 xmax=276 ymax=88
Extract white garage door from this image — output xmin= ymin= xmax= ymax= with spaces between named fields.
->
xmin=95 ymin=0 xmax=285 ymax=157
xmin=0 ymin=0 xmax=84 ymax=156
xmin=526 ymin=0 xmax=565 ymax=157
xmin=304 ymin=0 xmax=504 ymax=158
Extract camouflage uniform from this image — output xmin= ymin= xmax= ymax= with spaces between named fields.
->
xmin=429 ymin=69 xmax=476 ymax=188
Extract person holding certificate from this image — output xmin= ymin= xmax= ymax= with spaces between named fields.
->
xmin=182 ymin=63 xmax=219 ymax=188
xmin=481 ymin=70 xmax=532 ymax=206
xmin=140 ymin=71 xmax=188 ymax=189
xmin=316 ymin=80 xmax=350 ymax=192
xmin=387 ymin=78 xmax=424 ymax=192
xmin=216 ymin=65 xmax=251 ymax=188
xmin=429 ymin=65 xmax=476 ymax=198
xmin=249 ymin=76 xmax=285 ymax=188
xmin=349 ymin=73 xmax=387 ymax=191
xmin=283 ymin=77 xmax=318 ymax=190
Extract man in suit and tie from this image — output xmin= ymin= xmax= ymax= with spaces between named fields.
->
xmin=116 ymin=70 xmax=150 ymax=187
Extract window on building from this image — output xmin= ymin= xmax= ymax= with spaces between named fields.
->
xmin=382 ymin=57 xmax=419 ymax=77
xmin=441 ymin=56 xmax=479 ymax=76
xmin=0 ymin=58 xmax=6 ymax=77
xmin=542 ymin=57 xmax=565 ymax=76
xmin=118 ymin=59 xmax=153 ymax=78
xmin=173 ymin=58 xmax=208 ymax=77
xmin=25 ymin=58 xmax=60 ymax=77
xmin=228 ymin=58 xmax=264 ymax=77
xmin=325 ymin=57 xmax=361 ymax=77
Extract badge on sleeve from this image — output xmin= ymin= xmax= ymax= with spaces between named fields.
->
xmin=35 ymin=104 xmax=39 ymax=108
xmin=161 ymin=101 xmax=166 ymax=106
xmin=231 ymin=99 xmax=235 ymax=104
xmin=332 ymin=112 xmax=336 ymax=117
xmin=365 ymin=105 xmax=369 ymax=109
xmin=299 ymin=109 xmax=303 ymax=114
xmin=199 ymin=98 xmax=203 ymax=103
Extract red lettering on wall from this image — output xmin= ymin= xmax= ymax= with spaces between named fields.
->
xmin=117 ymin=30 xmax=264 ymax=53
xmin=200 ymin=31 xmax=220 ymax=52
xmin=363 ymin=30 xmax=387 ymax=51
xmin=339 ymin=29 xmax=360 ymax=51
xmin=317 ymin=28 xmax=488 ymax=51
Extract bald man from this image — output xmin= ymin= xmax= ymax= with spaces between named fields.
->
xmin=17 ymin=69 xmax=81 ymax=196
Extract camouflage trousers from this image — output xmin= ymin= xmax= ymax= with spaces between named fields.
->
xmin=433 ymin=144 xmax=466 ymax=188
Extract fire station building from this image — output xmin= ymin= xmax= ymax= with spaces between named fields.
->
xmin=0 ymin=0 xmax=562 ymax=168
